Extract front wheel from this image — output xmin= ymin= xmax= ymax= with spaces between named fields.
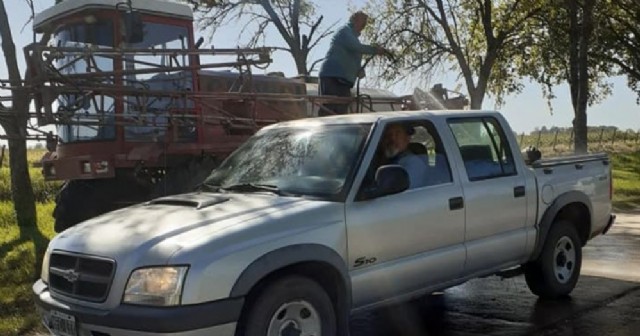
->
xmin=241 ymin=276 xmax=337 ymax=336
xmin=525 ymin=220 xmax=582 ymax=299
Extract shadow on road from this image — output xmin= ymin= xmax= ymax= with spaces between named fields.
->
xmin=350 ymin=275 xmax=640 ymax=336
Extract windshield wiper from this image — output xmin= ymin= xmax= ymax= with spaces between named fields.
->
xmin=197 ymin=182 xmax=220 ymax=192
xmin=220 ymin=183 xmax=286 ymax=195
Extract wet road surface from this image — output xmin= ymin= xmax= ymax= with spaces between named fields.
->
xmin=350 ymin=212 xmax=640 ymax=336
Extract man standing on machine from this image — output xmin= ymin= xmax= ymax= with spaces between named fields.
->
xmin=318 ymin=11 xmax=391 ymax=116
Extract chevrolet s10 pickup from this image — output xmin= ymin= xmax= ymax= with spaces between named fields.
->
xmin=34 ymin=110 xmax=616 ymax=336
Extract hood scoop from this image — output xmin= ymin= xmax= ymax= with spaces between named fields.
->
xmin=146 ymin=193 xmax=230 ymax=210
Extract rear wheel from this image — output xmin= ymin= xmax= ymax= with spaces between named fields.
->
xmin=241 ymin=276 xmax=337 ymax=336
xmin=525 ymin=220 xmax=582 ymax=299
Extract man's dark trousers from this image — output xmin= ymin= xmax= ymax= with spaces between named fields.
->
xmin=319 ymin=77 xmax=352 ymax=116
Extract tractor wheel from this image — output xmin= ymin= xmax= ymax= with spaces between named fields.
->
xmin=53 ymin=180 xmax=109 ymax=232
xmin=150 ymin=155 xmax=219 ymax=198
xmin=52 ymin=174 xmax=149 ymax=233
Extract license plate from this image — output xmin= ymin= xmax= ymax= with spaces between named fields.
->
xmin=43 ymin=310 xmax=77 ymax=336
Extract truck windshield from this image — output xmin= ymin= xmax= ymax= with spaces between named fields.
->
xmin=203 ymin=124 xmax=373 ymax=199
xmin=54 ymin=20 xmax=115 ymax=143
xmin=123 ymin=22 xmax=192 ymax=142
xmin=53 ymin=20 xmax=192 ymax=143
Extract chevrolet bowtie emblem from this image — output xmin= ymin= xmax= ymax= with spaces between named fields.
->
xmin=60 ymin=269 xmax=80 ymax=283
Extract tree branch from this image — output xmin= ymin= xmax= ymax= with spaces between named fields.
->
xmin=0 ymin=0 xmax=23 ymax=88
xmin=433 ymin=0 xmax=475 ymax=92
xmin=292 ymin=0 xmax=301 ymax=48
xmin=480 ymin=0 xmax=495 ymax=49
xmin=20 ymin=0 xmax=35 ymax=43
xmin=308 ymin=57 xmax=324 ymax=74
xmin=604 ymin=53 xmax=640 ymax=81
xmin=258 ymin=0 xmax=295 ymax=48
xmin=308 ymin=23 xmax=336 ymax=50
xmin=304 ymin=15 xmax=324 ymax=50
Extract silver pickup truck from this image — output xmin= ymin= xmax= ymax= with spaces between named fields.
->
xmin=34 ymin=110 xmax=616 ymax=336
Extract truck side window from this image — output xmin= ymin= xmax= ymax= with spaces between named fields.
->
xmin=409 ymin=123 xmax=453 ymax=186
xmin=448 ymin=117 xmax=517 ymax=181
xmin=358 ymin=121 xmax=452 ymax=196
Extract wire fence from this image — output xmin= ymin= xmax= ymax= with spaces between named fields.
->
xmin=517 ymin=127 xmax=640 ymax=155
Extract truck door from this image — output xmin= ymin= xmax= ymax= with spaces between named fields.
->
xmin=446 ymin=117 xmax=529 ymax=275
xmin=345 ymin=119 xmax=466 ymax=308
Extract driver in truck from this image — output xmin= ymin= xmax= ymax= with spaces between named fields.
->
xmin=382 ymin=123 xmax=429 ymax=189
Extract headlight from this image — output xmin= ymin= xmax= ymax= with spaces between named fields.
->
xmin=123 ymin=266 xmax=188 ymax=306
xmin=41 ymin=249 xmax=51 ymax=283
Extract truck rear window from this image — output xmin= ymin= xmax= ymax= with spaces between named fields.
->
xmin=448 ymin=117 xmax=517 ymax=181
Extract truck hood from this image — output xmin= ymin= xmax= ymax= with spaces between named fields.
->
xmin=50 ymin=192 xmax=328 ymax=263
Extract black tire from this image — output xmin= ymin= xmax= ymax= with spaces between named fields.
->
xmin=53 ymin=174 xmax=149 ymax=232
xmin=525 ymin=220 xmax=582 ymax=299
xmin=53 ymin=180 xmax=97 ymax=232
xmin=240 ymin=276 xmax=337 ymax=336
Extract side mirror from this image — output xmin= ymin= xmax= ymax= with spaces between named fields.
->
xmin=124 ymin=11 xmax=144 ymax=44
xmin=361 ymin=165 xmax=409 ymax=200
xmin=524 ymin=146 xmax=542 ymax=165
xmin=376 ymin=164 xmax=409 ymax=196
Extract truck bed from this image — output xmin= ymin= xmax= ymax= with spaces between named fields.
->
xmin=530 ymin=152 xmax=612 ymax=238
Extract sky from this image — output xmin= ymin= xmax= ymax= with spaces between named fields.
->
xmin=1 ymin=0 xmax=639 ymax=146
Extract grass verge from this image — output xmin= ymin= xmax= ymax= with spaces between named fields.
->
xmin=0 ymin=202 xmax=55 ymax=335
xmin=611 ymin=151 xmax=640 ymax=212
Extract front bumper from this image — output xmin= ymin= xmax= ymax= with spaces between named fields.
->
xmin=33 ymin=280 xmax=243 ymax=336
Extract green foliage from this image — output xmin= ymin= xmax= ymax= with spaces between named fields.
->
xmin=509 ymin=0 xmax=618 ymax=112
xmin=599 ymin=0 xmax=640 ymax=103
xmin=0 ymin=150 xmax=62 ymax=203
xmin=361 ymin=0 xmax=543 ymax=108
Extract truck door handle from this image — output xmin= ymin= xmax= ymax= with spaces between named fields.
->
xmin=449 ymin=197 xmax=464 ymax=210
xmin=514 ymin=186 xmax=526 ymax=198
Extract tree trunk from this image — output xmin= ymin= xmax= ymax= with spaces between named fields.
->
xmin=566 ymin=0 xmax=594 ymax=154
xmin=574 ymin=0 xmax=595 ymax=154
xmin=573 ymin=108 xmax=588 ymax=153
xmin=567 ymin=0 xmax=580 ymax=109
xmin=292 ymin=49 xmax=308 ymax=76
xmin=5 ymin=125 xmax=38 ymax=230
xmin=0 ymin=0 xmax=39 ymax=230
xmin=1 ymin=0 xmax=50 ymax=278
xmin=469 ymin=88 xmax=485 ymax=110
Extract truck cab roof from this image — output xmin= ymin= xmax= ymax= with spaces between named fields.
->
xmin=34 ymin=0 xmax=193 ymax=32
xmin=263 ymin=110 xmax=501 ymax=129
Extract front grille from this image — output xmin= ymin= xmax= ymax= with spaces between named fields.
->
xmin=49 ymin=251 xmax=116 ymax=302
